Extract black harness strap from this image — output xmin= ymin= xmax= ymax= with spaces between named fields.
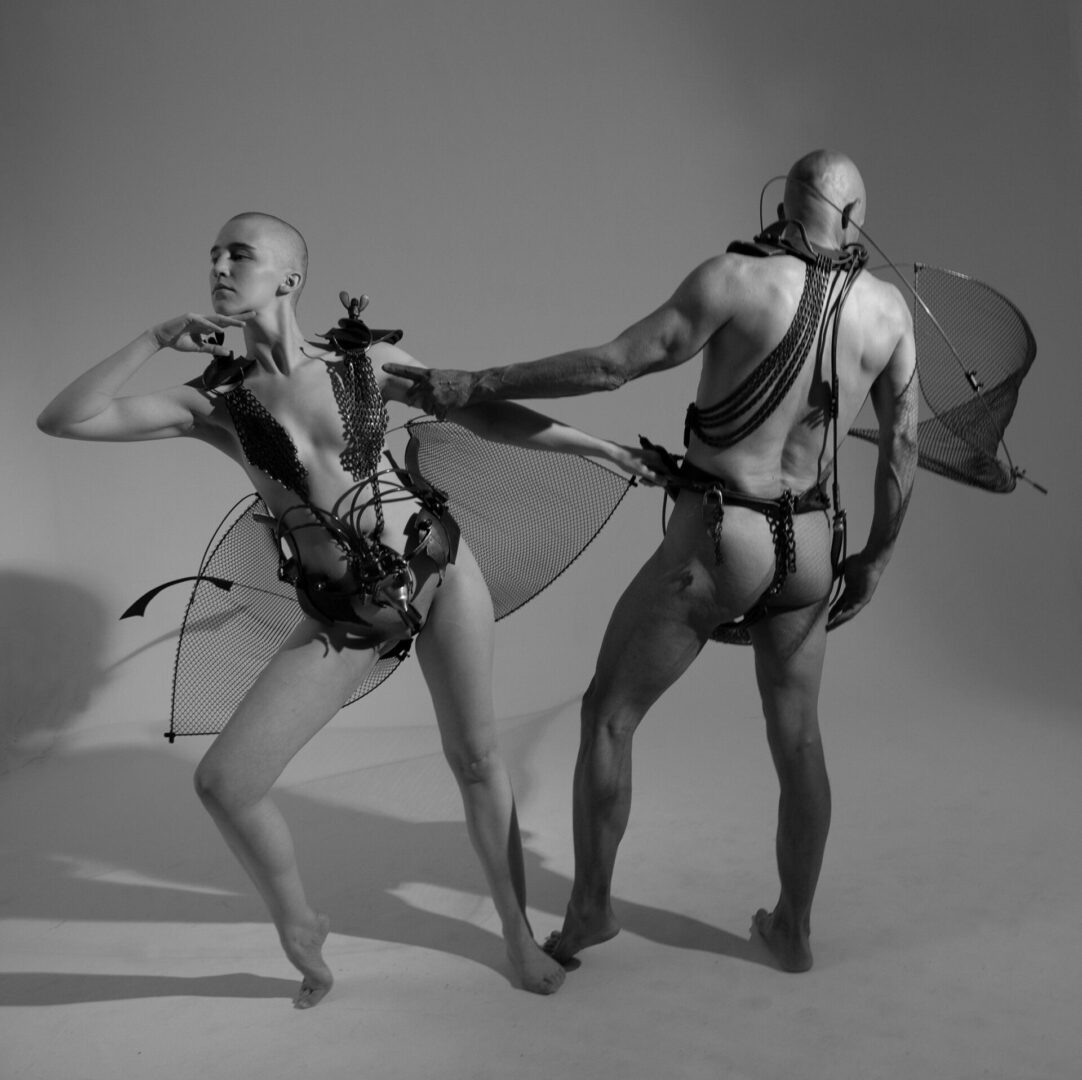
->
xmin=641 ymin=227 xmax=867 ymax=640
xmin=720 ymin=226 xmax=867 ymax=598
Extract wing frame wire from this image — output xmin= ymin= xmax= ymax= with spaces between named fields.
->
xmin=849 ymin=263 xmax=1038 ymax=493
xmin=757 ymin=173 xmax=1039 ymax=493
xmin=163 ymin=422 xmax=633 ymax=738
xmin=165 ymin=495 xmax=404 ymax=740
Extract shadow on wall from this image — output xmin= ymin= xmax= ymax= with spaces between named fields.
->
xmin=0 ymin=570 xmax=112 ymax=772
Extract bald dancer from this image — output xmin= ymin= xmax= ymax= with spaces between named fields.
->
xmin=385 ymin=151 xmax=920 ymax=972
xmin=38 ymin=212 xmax=657 ymax=1004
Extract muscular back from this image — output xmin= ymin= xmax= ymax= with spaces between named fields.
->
xmin=686 ymin=252 xmax=912 ymax=497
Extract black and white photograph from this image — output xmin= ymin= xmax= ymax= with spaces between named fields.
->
xmin=2 ymin=2 xmax=1079 ymax=1077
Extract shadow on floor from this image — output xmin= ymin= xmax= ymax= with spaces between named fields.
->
xmin=0 ymin=972 xmax=298 ymax=1007
xmin=1 ymin=734 xmax=769 ymax=1006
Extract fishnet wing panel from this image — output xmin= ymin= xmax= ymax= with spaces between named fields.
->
xmin=168 ymin=496 xmax=402 ymax=739
xmin=850 ymin=265 xmax=1035 ymax=492
xmin=912 ymin=266 xmax=1034 ymax=419
xmin=912 ymin=376 xmax=1024 ymax=492
xmin=405 ymin=420 xmax=632 ymax=621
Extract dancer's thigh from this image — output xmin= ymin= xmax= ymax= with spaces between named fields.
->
xmin=415 ymin=543 xmax=499 ymax=756
xmin=200 ymin=616 xmax=381 ymax=802
xmin=588 ymin=541 xmax=715 ymax=720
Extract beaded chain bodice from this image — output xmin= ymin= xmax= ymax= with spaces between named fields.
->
xmin=225 ymin=385 xmax=311 ymax=498
xmin=328 ymin=350 xmax=388 ymax=481
xmin=223 ymin=351 xmax=389 ymax=503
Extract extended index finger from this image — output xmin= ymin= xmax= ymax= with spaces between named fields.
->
xmin=381 ymin=363 xmax=426 ymax=382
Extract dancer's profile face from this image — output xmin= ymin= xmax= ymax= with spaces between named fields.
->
xmin=209 ymin=219 xmax=287 ymax=315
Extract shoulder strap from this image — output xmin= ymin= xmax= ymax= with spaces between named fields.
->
xmin=729 ymin=221 xmax=867 ymax=272
xmin=200 ymin=352 xmax=251 ymax=393
xmin=725 ymin=238 xmax=784 ymax=259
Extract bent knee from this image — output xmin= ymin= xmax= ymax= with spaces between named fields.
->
xmin=764 ymin=709 xmax=824 ymax=754
xmin=582 ymin=680 xmax=642 ymax=744
xmin=192 ymin=756 xmax=254 ymax=814
xmin=193 ymin=758 xmax=227 ymax=806
xmin=444 ymin=744 xmax=504 ymax=786
xmin=775 ymin=725 xmax=823 ymax=753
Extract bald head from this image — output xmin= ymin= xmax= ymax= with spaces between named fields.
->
xmin=783 ymin=150 xmax=866 ymax=244
xmin=224 ymin=212 xmax=308 ymax=308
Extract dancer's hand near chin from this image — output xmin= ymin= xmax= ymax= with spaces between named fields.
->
xmin=151 ymin=313 xmax=248 ymax=356
xmin=38 ymin=313 xmax=250 ymax=442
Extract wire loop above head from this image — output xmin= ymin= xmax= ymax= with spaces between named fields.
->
xmin=754 ymin=170 xmax=1035 ymax=488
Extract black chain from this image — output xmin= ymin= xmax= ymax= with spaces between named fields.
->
xmin=329 ymin=351 xmax=390 ymax=538
xmin=762 ymin=491 xmax=796 ymax=600
xmin=686 ymin=255 xmax=832 ymax=449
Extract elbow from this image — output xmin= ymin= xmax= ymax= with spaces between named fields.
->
xmin=592 ymin=349 xmax=633 ymax=392
xmin=37 ymin=407 xmax=82 ymax=439
xmin=884 ymin=431 xmax=919 ymax=491
xmin=899 ymin=428 xmax=919 ymax=468
xmin=882 ymin=422 xmax=917 ymax=465
xmin=36 ymin=409 xmax=66 ymax=437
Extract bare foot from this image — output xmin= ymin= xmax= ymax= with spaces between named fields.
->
xmin=279 ymin=912 xmax=334 ymax=1009
xmin=752 ymin=908 xmax=813 ymax=973
xmin=506 ymin=930 xmax=566 ymax=995
xmin=542 ymin=906 xmax=620 ymax=965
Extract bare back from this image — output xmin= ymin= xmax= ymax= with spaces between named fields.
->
xmin=686 ymin=252 xmax=911 ymax=497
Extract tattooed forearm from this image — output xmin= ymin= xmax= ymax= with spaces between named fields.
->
xmin=866 ymin=367 xmax=919 ymax=565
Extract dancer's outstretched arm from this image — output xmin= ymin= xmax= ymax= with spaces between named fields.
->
xmin=379 ymin=257 xmax=736 ymax=416
xmin=375 ymin=342 xmax=661 ymax=484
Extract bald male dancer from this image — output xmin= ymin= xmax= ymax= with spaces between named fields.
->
xmin=38 ymin=211 xmax=657 ymax=1004
xmin=386 ymin=151 xmax=920 ymax=972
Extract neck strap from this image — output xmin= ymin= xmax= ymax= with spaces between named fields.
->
xmin=728 ymin=219 xmax=867 ymax=273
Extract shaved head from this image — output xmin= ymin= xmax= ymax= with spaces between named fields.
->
xmin=224 ymin=212 xmax=308 ymax=308
xmin=783 ymin=150 xmax=866 ymax=241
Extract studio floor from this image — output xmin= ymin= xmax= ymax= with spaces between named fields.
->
xmin=2 ymin=662 xmax=1079 ymax=1080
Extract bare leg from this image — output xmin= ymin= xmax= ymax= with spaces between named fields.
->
xmin=544 ymin=497 xmax=791 ymax=964
xmin=416 ymin=547 xmax=565 ymax=995
xmin=749 ymin=601 xmax=831 ymax=972
xmin=194 ymin=618 xmax=381 ymax=1008
xmin=545 ymin=540 xmax=717 ymax=963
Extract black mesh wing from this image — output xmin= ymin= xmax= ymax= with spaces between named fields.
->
xmin=405 ymin=419 xmax=632 ymax=620
xmin=851 ymin=265 xmax=1037 ymax=492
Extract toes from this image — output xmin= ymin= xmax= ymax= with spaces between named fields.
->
xmin=525 ymin=966 xmax=567 ymax=996
xmin=293 ymin=981 xmax=330 ymax=1010
xmin=542 ymin=932 xmax=582 ymax=970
